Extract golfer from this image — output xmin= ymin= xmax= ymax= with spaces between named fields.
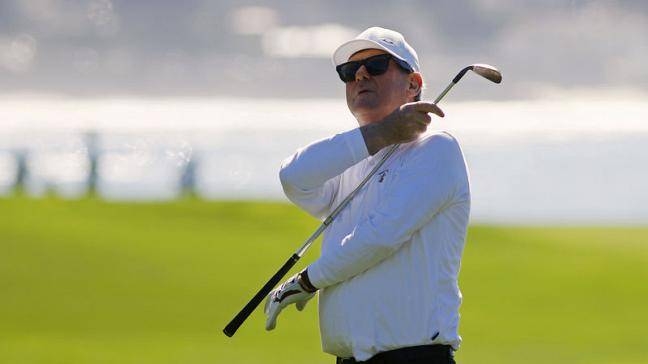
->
xmin=264 ymin=27 xmax=470 ymax=364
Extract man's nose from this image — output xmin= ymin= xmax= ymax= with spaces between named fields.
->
xmin=354 ymin=65 xmax=370 ymax=81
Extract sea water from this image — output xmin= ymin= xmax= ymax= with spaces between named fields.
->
xmin=0 ymin=96 xmax=646 ymax=224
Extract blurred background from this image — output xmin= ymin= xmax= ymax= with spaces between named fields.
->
xmin=1 ymin=0 xmax=647 ymax=222
xmin=1 ymin=1 xmax=647 ymax=363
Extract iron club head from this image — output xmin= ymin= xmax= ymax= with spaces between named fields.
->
xmin=452 ymin=64 xmax=502 ymax=84
xmin=470 ymin=64 xmax=502 ymax=84
xmin=433 ymin=63 xmax=502 ymax=104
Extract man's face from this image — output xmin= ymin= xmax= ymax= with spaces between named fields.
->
xmin=345 ymin=48 xmax=418 ymax=126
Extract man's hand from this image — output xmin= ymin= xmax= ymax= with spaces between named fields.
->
xmin=264 ymin=270 xmax=317 ymax=331
xmin=361 ymin=101 xmax=444 ymax=155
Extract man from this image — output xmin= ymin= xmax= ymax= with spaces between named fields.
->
xmin=264 ymin=27 xmax=470 ymax=364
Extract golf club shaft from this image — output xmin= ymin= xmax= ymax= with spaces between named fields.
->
xmin=222 ymin=83 xmax=457 ymax=338
xmin=291 ymin=79 xmax=459 ymax=261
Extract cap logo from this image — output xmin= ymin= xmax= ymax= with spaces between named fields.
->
xmin=380 ymin=37 xmax=395 ymax=45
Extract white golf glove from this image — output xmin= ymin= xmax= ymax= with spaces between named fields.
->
xmin=264 ymin=269 xmax=317 ymax=331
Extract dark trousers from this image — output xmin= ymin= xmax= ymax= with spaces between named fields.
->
xmin=336 ymin=344 xmax=456 ymax=364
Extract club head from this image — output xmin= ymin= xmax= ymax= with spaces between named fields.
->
xmin=433 ymin=63 xmax=503 ymax=104
xmin=452 ymin=64 xmax=502 ymax=84
xmin=470 ymin=64 xmax=502 ymax=84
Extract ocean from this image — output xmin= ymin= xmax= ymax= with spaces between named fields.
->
xmin=1 ymin=96 xmax=646 ymax=224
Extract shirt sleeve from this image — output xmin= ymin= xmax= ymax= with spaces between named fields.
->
xmin=307 ymin=133 xmax=469 ymax=288
xmin=280 ymin=128 xmax=370 ymax=220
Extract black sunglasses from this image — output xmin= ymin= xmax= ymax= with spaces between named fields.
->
xmin=336 ymin=53 xmax=413 ymax=83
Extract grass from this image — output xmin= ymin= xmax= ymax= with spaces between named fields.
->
xmin=1 ymin=196 xmax=647 ymax=363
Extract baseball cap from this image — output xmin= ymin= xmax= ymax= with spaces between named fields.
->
xmin=332 ymin=27 xmax=420 ymax=72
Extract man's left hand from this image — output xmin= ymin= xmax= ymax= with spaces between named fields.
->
xmin=264 ymin=270 xmax=317 ymax=331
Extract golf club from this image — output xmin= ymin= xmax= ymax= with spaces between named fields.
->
xmin=223 ymin=63 xmax=502 ymax=338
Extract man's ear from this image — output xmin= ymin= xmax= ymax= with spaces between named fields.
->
xmin=407 ymin=72 xmax=423 ymax=99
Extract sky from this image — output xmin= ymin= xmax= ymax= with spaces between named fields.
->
xmin=0 ymin=0 xmax=647 ymax=100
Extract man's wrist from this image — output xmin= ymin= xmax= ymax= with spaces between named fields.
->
xmin=360 ymin=122 xmax=392 ymax=155
xmin=298 ymin=269 xmax=318 ymax=293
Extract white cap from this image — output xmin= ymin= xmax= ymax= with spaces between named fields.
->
xmin=332 ymin=27 xmax=420 ymax=72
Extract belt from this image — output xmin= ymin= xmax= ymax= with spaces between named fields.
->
xmin=336 ymin=344 xmax=454 ymax=364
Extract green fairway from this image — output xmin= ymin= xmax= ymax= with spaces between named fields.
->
xmin=1 ymin=197 xmax=647 ymax=363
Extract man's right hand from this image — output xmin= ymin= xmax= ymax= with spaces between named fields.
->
xmin=361 ymin=101 xmax=444 ymax=155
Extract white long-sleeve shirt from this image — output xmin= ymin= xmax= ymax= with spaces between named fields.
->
xmin=279 ymin=128 xmax=470 ymax=361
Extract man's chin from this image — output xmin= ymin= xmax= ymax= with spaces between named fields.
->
xmin=350 ymin=106 xmax=388 ymax=125
xmin=350 ymin=99 xmax=378 ymax=113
